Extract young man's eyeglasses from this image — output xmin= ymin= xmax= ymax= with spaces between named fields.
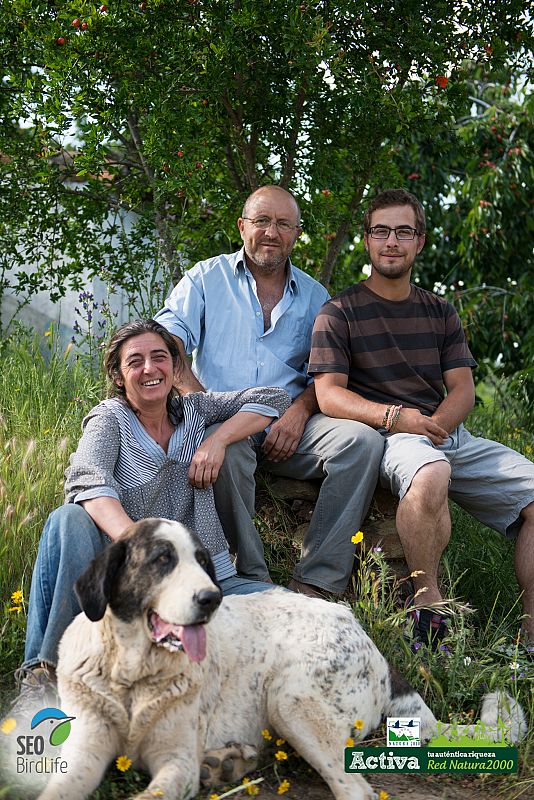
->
xmin=242 ymin=216 xmax=300 ymax=233
xmin=368 ymin=225 xmax=420 ymax=240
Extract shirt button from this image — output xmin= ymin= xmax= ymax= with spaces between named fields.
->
xmin=256 ymin=311 xmax=261 ymax=316
xmin=260 ymin=361 xmax=264 ymax=366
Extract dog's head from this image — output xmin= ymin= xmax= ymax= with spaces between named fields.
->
xmin=75 ymin=519 xmax=222 ymax=662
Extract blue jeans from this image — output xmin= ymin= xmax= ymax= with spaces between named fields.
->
xmin=23 ymin=504 xmax=274 ymax=670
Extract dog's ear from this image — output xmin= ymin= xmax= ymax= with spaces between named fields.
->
xmin=75 ymin=540 xmax=128 ymax=621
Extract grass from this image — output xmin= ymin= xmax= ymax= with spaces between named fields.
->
xmin=0 ymin=329 xmax=532 ymax=800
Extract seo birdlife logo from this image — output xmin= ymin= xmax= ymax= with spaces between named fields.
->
xmin=16 ymin=707 xmax=75 ymax=776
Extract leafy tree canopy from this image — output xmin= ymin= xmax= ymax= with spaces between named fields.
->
xmin=0 ymin=0 xmax=532 ymax=382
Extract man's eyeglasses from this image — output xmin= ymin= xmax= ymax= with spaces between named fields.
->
xmin=242 ymin=216 xmax=301 ymax=233
xmin=368 ymin=225 xmax=421 ymax=240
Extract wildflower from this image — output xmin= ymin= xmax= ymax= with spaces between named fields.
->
xmin=509 ymin=662 xmax=519 ymax=671
xmin=1 ymin=718 xmax=16 ymax=735
xmin=354 ymin=719 xmax=364 ymax=731
xmin=276 ymin=738 xmax=285 ymax=746
xmin=435 ymin=75 xmax=448 ymax=89
xmin=346 ymin=737 xmax=354 ymax=747
xmin=351 ymin=531 xmax=364 ymax=545
xmin=150 ymin=792 xmax=164 ymax=798
xmin=11 ymin=589 xmax=23 ymax=605
xmin=463 ymin=656 xmax=472 ymax=666
xmin=8 ymin=606 xmax=22 ymax=613
xmin=116 ymin=754 xmax=132 ymax=772
xmin=261 ymin=728 xmax=272 ymax=741
xmin=243 ymin=778 xmax=260 ymax=796
xmin=379 ymin=792 xmax=389 ymax=800
xmin=275 ymin=750 xmax=288 ymax=761
xmin=277 ymin=779 xmax=291 ymax=794
xmin=209 ymin=795 xmax=219 ymax=800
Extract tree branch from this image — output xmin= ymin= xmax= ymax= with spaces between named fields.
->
xmin=280 ymin=84 xmax=307 ymax=189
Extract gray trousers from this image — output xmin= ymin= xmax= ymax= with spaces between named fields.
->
xmin=208 ymin=413 xmax=384 ymax=594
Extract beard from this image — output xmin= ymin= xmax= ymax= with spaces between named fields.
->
xmin=370 ymin=254 xmax=414 ymax=280
xmin=245 ymin=246 xmax=288 ymax=274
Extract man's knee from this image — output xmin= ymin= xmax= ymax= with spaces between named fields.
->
xmin=405 ymin=461 xmax=451 ymax=508
xmin=315 ymin=416 xmax=384 ymax=463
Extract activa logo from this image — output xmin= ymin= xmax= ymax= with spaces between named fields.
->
xmin=16 ymin=707 xmax=75 ymax=776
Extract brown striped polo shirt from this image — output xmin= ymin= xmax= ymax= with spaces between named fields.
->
xmin=309 ymin=282 xmax=477 ymax=415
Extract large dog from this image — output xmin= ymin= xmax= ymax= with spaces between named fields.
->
xmin=37 ymin=519 xmax=526 ymax=800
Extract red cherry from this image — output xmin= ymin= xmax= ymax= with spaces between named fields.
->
xmin=100 ymin=4 xmax=108 ymax=11
xmin=195 ymin=162 xmax=202 ymax=169
xmin=177 ymin=150 xmax=184 ymax=157
xmin=72 ymin=18 xmax=81 ymax=28
xmin=435 ymin=75 xmax=448 ymax=89
xmin=321 ymin=189 xmax=331 ymax=197
xmin=81 ymin=22 xmax=88 ymax=30
xmin=139 ymin=2 xmax=147 ymax=8
xmin=163 ymin=164 xmax=170 ymax=173
xmin=56 ymin=37 xmax=65 ymax=45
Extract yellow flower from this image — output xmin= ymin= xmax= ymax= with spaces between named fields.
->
xmin=276 ymin=738 xmax=285 ymax=746
xmin=379 ymin=792 xmax=389 ymax=800
xmin=351 ymin=531 xmax=364 ymax=545
xmin=354 ymin=719 xmax=364 ymax=731
xmin=277 ymin=779 xmax=291 ymax=794
xmin=8 ymin=606 xmax=22 ymax=613
xmin=1 ymin=718 xmax=16 ymax=735
xmin=11 ymin=589 xmax=23 ymax=605
xmin=209 ymin=794 xmax=219 ymax=800
xmin=243 ymin=779 xmax=259 ymax=796
xmin=261 ymin=728 xmax=272 ymax=741
xmin=150 ymin=792 xmax=164 ymax=798
xmin=275 ymin=750 xmax=288 ymax=761
xmin=345 ymin=737 xmax=354 ymax=747
xmin=116 ymin=754 xmax=132 ymax=772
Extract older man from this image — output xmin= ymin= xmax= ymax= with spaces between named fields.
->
xmin=309 ymin=187 xmax=534 ymax=645
xmin=156 ymin=185 xmax=384 ymax=596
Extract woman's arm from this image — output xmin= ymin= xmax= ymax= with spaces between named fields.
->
xmin=188 ymin=410 xmax=273 ymax=489
xmin=81 ymin=497 xmax=134 ymax=541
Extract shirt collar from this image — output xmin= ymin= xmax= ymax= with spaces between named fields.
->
xmin=234 ymin=247 xmax=298 ymax=294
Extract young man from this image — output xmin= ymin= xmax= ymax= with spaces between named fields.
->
xmin=156 ymin=185 xmax=384 ymax=597
xmin=309 ymin=188 xmax=534 ymax=645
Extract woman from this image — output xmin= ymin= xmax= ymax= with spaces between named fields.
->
xmin=13 ymin=319 xmax=290 ymax=711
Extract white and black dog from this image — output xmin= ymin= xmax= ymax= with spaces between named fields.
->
xmin=37 ymin=519 xmax=526 ymax=800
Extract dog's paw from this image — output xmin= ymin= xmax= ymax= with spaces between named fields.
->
xmin=200 ymin=743 xmax=258 ymax=787
xmin=480 ymin=691 xmax=527 ymax=743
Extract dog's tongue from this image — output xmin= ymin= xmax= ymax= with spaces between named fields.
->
xmin=177 ymin=624 xmax=206 ymax=663
xmin=150 ymin=613 xmax=207 ymax=662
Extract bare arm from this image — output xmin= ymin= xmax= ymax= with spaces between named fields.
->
xmin=262 ymin=383 xmax=319 ymax=462
xmin=80 ymin=497 xmax=133 ymax=541
xmin=432 ymin=367 xmax=475 ymax=433
xmin=188 ymin=411 xmax=277 ymax=489
xmin=314 ymin=372 xmax=449 ymax=446
xmin=172 ymin=335 xmax=205 ymax=393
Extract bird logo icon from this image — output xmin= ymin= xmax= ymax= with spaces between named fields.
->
xmin=30 ymin=707 xmax=76 ymax=747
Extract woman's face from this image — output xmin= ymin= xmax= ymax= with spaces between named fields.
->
xmin=117 ymin=332 xmax=175 ymax=410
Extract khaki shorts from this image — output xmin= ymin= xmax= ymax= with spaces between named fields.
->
xmin=380 ymin=424 xmax=534 ymax=538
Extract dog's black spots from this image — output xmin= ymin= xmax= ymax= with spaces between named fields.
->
xmin=195 ymin=547 xmax=220 ymax=588
xmin=389 ymin=663 xmax=416 ymax=699
xmin=75 ymin=539 xmax=128 ymax=621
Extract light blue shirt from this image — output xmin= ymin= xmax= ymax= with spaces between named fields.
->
xmin=155 ymin=248 xmax=330 ymax=399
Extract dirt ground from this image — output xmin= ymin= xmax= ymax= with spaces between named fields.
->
xmin=252 ymin=770 xmax=532 ymax=800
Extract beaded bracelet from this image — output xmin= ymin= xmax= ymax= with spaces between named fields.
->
xmin=385 ymin=404 xmax=402 ymax=431
xmin=389 ymin=405 xmax=402 ymax=431
xmin=381 ymin=405 xmax=392 ymax=429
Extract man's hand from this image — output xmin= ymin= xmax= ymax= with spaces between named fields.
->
xmin=188 ymin=435 xmax=227 ymax=489
xmin=393 ymin=407 xmax=449 ymax=446
xmin=262 ymin=404 xmax=308 ymax=461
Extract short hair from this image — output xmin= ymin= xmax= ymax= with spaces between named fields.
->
xmin=242 ymin=185 xmax=301 ymax=224
xmin=363 ymin=189 xmax=426 ymax=234
xmin=104 ymin=319 xmax=183 ymax=420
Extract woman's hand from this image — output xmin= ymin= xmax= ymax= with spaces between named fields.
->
xmin=188 ymin=435 xmax=227 ymax=489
